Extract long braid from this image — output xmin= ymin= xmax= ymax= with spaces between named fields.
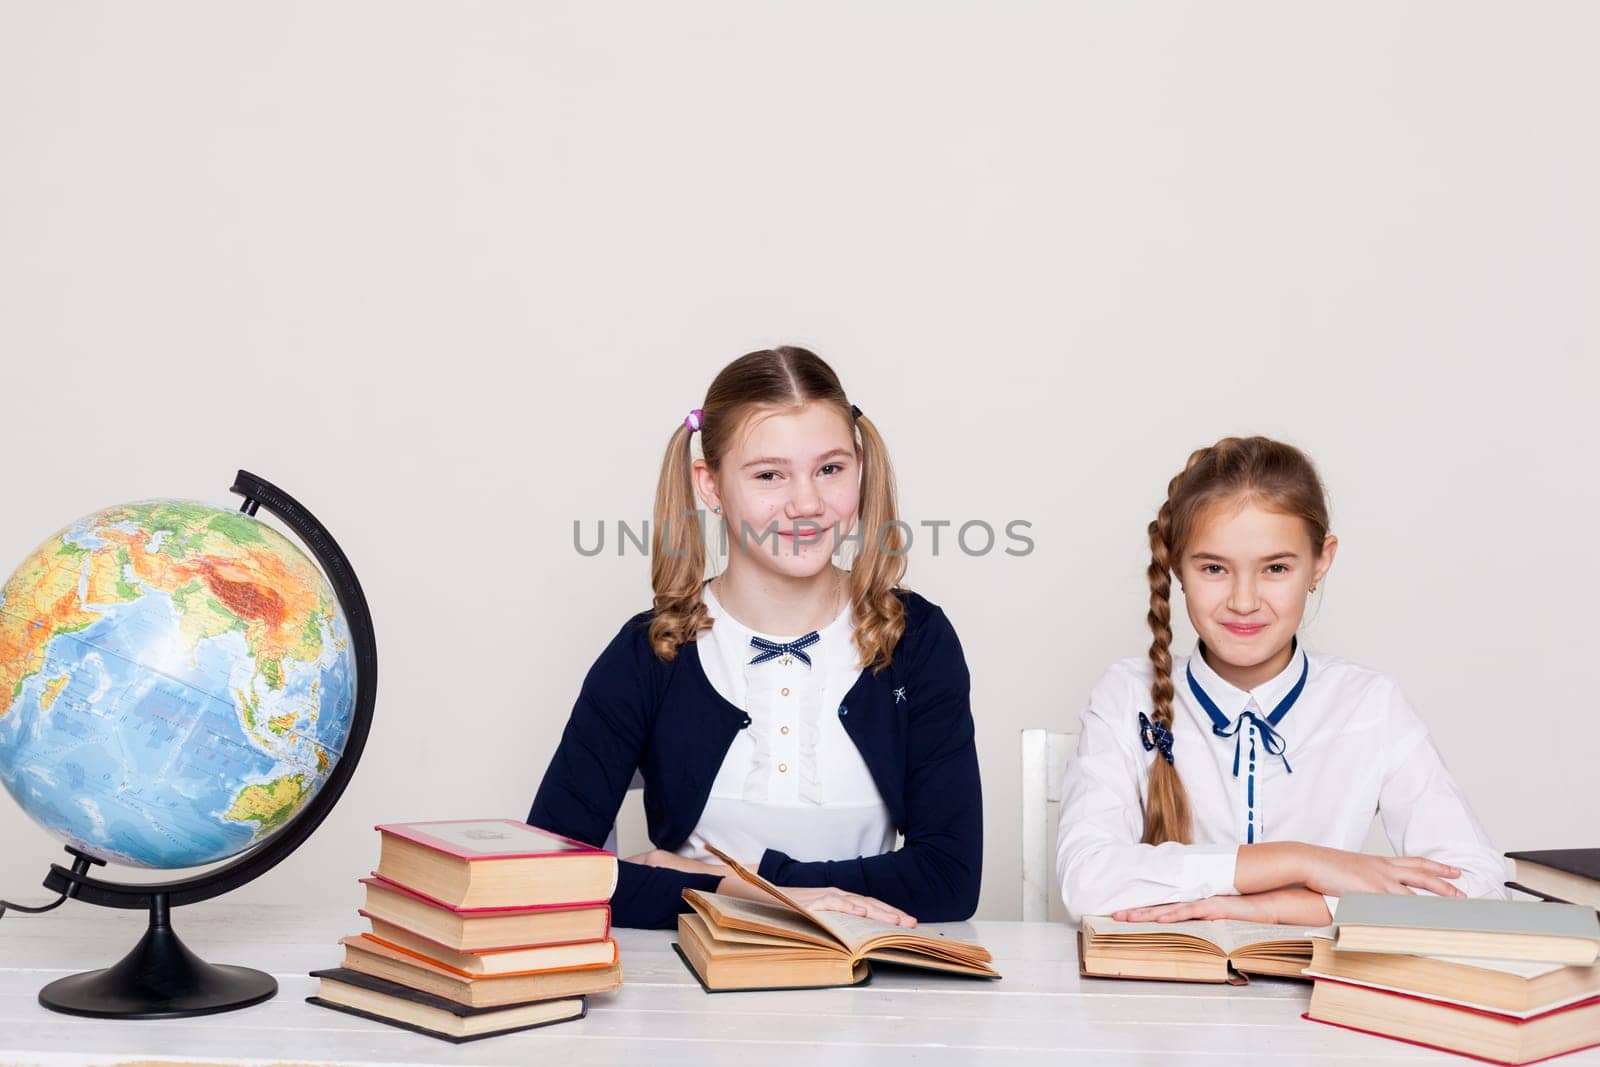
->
xmin=1141 ymin=446 xmax=1213 ymax=845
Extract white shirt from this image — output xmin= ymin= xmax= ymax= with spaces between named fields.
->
xmin=674 ymin=580 xmax=897 ymax=867
xmin=1055 ymin=641 xmax=1511 ymax=924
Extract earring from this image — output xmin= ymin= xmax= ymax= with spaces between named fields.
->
xmin=1309 ymin=584 xmax=1318 ymax=594
xmin=712 ymin=506 xmax=722 ymax=515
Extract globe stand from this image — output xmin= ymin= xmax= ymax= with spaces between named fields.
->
xmin=22 ymin=471 xmax=379 ymax=1021
xmin=37 ymin=888 xmax=276 ymax=1019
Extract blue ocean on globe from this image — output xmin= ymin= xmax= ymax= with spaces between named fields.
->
xmin=0 ymin=500 xmax=357 ymax=869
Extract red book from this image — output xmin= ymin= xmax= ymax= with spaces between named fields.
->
xmin=360 ymin=917 xmax=619 ymax=977
xmin=359 ymin=876 xmax=611 ymax=953
xmin=374 ymin=820 xmax=618 ymax=910
xmin=1306 ymin=977 xmax=1600 ymax=1065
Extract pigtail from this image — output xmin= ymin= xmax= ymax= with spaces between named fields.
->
xmin=648 ymin=422 xmax=711 ymax=660
xmin=848 ymin=411 xmax=907 ymax=672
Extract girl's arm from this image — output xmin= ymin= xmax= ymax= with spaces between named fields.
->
xmin=528 ymin=617 xmax=724 ymax=930
xmin=751 ymin=605 xmax=983 ymax=923
xmin=1115 ymin=887 xmax=1334 ymax=926
xmin=1058 ymin=667 xmax=1469 ymax=923
xmin=1056 ymin=666 xmax=1241 ymax=923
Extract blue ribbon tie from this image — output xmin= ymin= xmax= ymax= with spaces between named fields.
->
xmin=1185 ymin=644 xmax=1307 ymax=777
xmin=749 ymin=631 xmax=821 ymax=667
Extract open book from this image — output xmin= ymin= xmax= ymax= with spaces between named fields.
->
xmin=1079 ymin=914 xmax=1334 ymax=984
xmin=674 ymin=844 xmax=1000 ymax=991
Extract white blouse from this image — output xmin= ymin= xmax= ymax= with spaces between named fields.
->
xmin=674 ymin=579 xmax=897 ymax=867
xmin=1055 ymin=641 xmax=1511 ymax=923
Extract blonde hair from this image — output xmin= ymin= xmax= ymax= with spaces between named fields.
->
xmin=648 ymin=347 xmax=908 ymax=670
xmin=1142 ymin=436 xmax=1331 ymax=845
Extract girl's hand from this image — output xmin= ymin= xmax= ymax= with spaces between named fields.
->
xmin=625 ymin=849 xmax=917 ymax=928
xmin=1301 ymin=846 xmax=1465 ymax=899
xmin=781 ymin=886 xmax=918 ymax=928
xmin=1112 ymin=888 xmax=1332 ymax=926
xmin=711 ymin=870 xmax=918 ymax=927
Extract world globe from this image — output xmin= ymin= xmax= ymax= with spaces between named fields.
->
xmin=0 ymin=498 xmax=358 ymax=870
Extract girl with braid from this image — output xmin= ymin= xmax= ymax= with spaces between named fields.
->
xmin=1055 ymin=436 xmax=1508 ymax=926
xmin=531 ymin=347 xmax=982 ymax=929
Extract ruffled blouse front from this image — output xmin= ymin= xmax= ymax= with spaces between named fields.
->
xmin=676 ymin=578 xmax=896 ymax=866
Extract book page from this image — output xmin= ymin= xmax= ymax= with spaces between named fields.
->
xmin=685 ymin=894 xmax=812 ymax=949
xmin=1426 ymin=954 xmax=1570 ymax=979
xmin=701 ymin=843 xmax=989 ymax=961
xmin=866 ymin=946 xmax=1000 ymax=977
xmin=684 ymin=889 xmax=840 ymax=951
xmin=701 ymin=844 xmax=842 ymax=940
xmin=1082 ymin=916 xmax=1331 ymax=955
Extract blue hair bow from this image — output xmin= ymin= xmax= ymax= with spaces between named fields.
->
xmin=1138 ymin=711 xmax=1175 ymax=765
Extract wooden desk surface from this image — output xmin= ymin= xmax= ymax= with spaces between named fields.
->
xmin=2 ymin=901 xmax=1593 ymax=1065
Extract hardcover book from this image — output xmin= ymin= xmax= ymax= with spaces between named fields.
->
xmin=374 ymin=819 xmax=618 ymax=909
xmin=673 ymin=844 xmax=999 ymax=991
xmin=1303 ymin=937 xmax=1600 ymax=1018
xmin=339 ymin=933 xmax=624 ymax=1009
xmin=1507 ymin=850 xmax=1600 ymax=911
xmin=359 ymin=875 xmax=612 ymax=951
xmin=359 ymin=916 xmax=619 ymax=977
xmin=307 ymin=967 xmax=586 ymax=1043
xmin=1077 ymin=914 xmax=1332 ymax=984
xmin=1333 ymin=894 xmax=1600 ymax=965
xmin=1306 ymin=977 xmax=1600 ymax=1065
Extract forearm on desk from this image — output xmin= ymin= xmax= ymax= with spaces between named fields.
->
xmin=1233 ymin=842 xmax=1318 ymax=893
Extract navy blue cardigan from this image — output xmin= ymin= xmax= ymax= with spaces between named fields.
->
xmin=528 ymin=590 xmax=983 ymax=929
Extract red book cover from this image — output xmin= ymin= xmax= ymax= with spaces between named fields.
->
xmin=355 ymin=932 xmax=619 ymax=979
xmin=374 ymin=819 xmax=612 ymax=861
xmin=361 ymin=875 xmax=612 ymax=923
xmin=1305 ymin=979 xmax=1600 ymax=1065
xmin=358 ymin=910 xmax=619 ymax=959
xmin=1314 ymin=978 xmax=1600 ymax=1024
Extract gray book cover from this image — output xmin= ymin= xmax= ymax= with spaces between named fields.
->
xmin=1335 ymin=893 xmax=1600 ymax=939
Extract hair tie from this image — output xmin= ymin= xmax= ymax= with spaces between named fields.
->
xmin=850 ymin=404 xmax=862 ymax=421
xmin=1138 ymin=711 xmax=1175 ymax=765
xmin=684 ymin=408 xmax=703 ymax=433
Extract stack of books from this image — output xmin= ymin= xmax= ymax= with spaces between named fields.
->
xmin=1305 ymin=893 xmax=1600 ymax=1065
xmin=307 ymin=819 xmax=624 ymax=1043
xmin=1507 ymin=848 xmax=1600 ymax=911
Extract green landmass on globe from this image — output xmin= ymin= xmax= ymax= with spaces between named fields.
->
xmin=0 ymin=500 xmax=357 ymax=868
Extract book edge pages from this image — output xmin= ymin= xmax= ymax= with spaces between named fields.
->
xmin=700 ymin=842 xmax=993 ymax=965
xmin=1303 ymin=970 xmax=1600 ymax=1019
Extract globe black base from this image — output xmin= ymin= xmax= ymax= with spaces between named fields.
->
xmin=37 ymin=894 xmax=277 ymax=1019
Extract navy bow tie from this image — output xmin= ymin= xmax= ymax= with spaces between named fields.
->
xmin=749 ymin=631 xmax=820 ymax=667
xmin=1185 ymin=648 xmax=1307 ymax=777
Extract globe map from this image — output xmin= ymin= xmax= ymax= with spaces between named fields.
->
xmin=0 ymin=500 xmax=356 ymax=869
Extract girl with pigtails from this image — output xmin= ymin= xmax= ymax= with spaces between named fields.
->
xmin=1055 ymin=436 xmax=1508 ymax=926
xmin=531 ymin=347 xmax=982 ymax=929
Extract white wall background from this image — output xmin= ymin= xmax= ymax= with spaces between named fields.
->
xmin=1 ymin=2 xmax=1594 ymax=923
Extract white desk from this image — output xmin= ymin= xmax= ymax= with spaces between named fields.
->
xmin=2 ymin=901 xmax=1594 ymax=1065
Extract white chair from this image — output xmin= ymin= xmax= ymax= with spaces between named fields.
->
xmin=1019 ymin=728 xmax=1077 ymax=922
xmin=602 ymin=770 xmax=646 ymax=854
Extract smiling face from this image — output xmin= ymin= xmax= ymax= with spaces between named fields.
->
xmin=693 ymin=401 xmax=861 ymax=580
xmin=1178 ymin=498 xmax=1338 ymax=690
